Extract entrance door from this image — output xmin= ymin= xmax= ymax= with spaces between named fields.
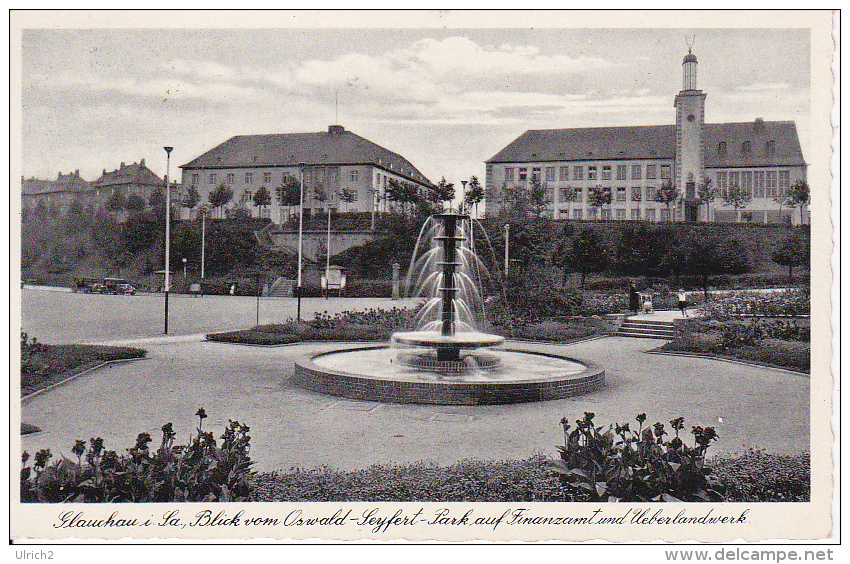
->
xmin=685 ymin=203 xmax=699 ymax=222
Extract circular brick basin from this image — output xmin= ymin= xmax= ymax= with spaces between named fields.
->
xmin=293 ymin=345 xmax=605 ymax=405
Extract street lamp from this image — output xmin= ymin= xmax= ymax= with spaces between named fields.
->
xmin=297 ymin=163 xmax=306 ymax=321
xmin=504 ymin=223 xmax=510 ymax=276
xmin=163 ymin=146 xmax=173 ymax=335
xmin=200 ymin=205 xmax=207 ymax=279
xmin=460 ymin=180 xmax=468 ymax=214
xmin=182 ymin=257 xmax=187 ymax=279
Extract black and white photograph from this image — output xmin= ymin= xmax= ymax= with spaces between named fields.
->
xmin=10 ymin=9 xmax=836 ymax=547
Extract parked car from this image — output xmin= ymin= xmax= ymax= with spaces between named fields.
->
xmin=73 ymin=277 xmax=101 ymax=293
xmin=117 ymin=283 xmax=136 ymax=295
xmin=103 ymin=278 xmax=135 ymax=295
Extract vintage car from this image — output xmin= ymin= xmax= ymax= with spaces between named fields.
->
xmin=103 ymin=278 xmax=135 ymax=295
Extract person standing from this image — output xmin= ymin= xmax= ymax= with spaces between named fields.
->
xmin=677 ymin=288 xmax=689 ymax=317
xmin=629 ymin=282 xmax=640 ymax=315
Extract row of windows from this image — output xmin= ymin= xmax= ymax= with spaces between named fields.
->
xmin=505 ymin=164 xmax=670 ymax=184
xmin=237 ymin=188 xmax=360 ymax=203
xmin=190 ymin=168 xmax=360 ymax=186
xmin=551 ymin=186 xmax=663 ymax=203
xmin=558 ymin=208 xmax=672 ymax=221
xmin=718 ymin=140 xmax=777 ymax=158
xmin=716 ymin=170 xmax=792 ymax=198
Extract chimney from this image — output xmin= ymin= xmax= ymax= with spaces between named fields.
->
xmin=75 ymin=169 xmax=79 ymax=177
xmin=754 ymin=118 xmax=765 ymax=133
xmin=328 ymin=125 xmax=345 ymax=135
xmin=140 ymin=158 xmax=145 ymax=167
xmin=120 ymin=162 xmax=125 ymax=168
xmin=102 ymin=169 xmax=107 ymax=176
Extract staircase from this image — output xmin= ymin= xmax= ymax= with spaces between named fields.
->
xmin=616 ymin=318 xmax=676 ymax=340
xmin=268 ymin=277 xmax=294 ymax=297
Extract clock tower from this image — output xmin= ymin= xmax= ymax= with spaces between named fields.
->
xmin=674 ymin=47 xmax=707 ymax=221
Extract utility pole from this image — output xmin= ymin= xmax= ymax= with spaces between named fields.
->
xmin=201 ymin=207 xmax=206 ymax=279
xmin=163 ymin=146 xmax=173 ymax=334
xmin=297 ymin=163 xmax=305 ymax=321
xmin=504 ymin=223 xmax=510 ymax=276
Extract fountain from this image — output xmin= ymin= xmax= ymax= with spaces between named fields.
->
xmin=293 ymin=210 xmax=604 ymax=405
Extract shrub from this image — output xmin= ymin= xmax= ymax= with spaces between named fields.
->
xmin=711 ymin=450 xmax=810 ymax=502
xmin=718 ymin=320 xmax=764 ymax=349
xmin=700 ymin=289 xmax=810 ymax=319
xmin=548 ymin=412 xmax=723 ymax=502
xmin=20 ymin=410 xmax=254 ymax=502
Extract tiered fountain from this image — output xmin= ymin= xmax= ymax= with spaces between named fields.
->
xmin=293 ymin=210 xmax=604 ymax=405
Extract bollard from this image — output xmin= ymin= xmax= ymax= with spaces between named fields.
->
xmin=392 ymin=262 xmax=400 ymax=300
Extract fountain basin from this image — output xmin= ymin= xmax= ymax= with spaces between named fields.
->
xmin=293 ymin=344 xmax=604 ymax=405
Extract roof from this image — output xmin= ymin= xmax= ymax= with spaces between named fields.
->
xmin=180 ymin=126 xmax=432 ymax=187
xmin=92 ymin=159 xmax=165 ymax=188
xmin=21 ymin=171 xmax=91 ymax=195
xmin=487 ymin=121 xmax=805 ymax=168
xmin=486 ymin=125 xmax=677 ymax=163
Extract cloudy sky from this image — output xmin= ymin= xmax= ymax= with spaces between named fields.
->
xmin=19 ymin=16 xmax=813 ymax=189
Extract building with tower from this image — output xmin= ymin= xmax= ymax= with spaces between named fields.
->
xmin=484 ymin=47 xmax=808 ymax=224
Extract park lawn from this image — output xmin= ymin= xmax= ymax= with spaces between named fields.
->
xmin=250 ymin=451 xmax=809 ymax=503
xmin=21 ymin=344 xmax=146 ymax=397
xmin=659 ymin=334 xmax=809 ymax=374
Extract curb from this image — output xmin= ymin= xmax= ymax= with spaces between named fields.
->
xmin=204 ymin=333 xmax=613 ymax=348
xmin=644 ymin=348 xmax=808 ymax=376
xmin=21 ymin=357 xmax=147 ymax=404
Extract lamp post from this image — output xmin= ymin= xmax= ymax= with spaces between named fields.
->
xmin=504 ymin=223 xmax=510 ymax=276
xmin=297 ymin=163 xmax=305 ymax=321
xmin=163 ymin=146 xmax=173 ymax=334
xmin=182 ymin=257 xmax=187 ymax=279
xmin=460 ymin=180 xmax=468 ymax=214
xmin=200 ymin=206 xmax=206 ymax=279
xmin=326 ymin=191 xmax=334 ymax=300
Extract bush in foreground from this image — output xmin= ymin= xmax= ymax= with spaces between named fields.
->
xmin=21 ymin=410 xmax=254 ymax=503
xmin=711 ymin=450 xmax=810 ymax=502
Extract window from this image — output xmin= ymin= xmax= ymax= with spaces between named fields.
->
xmin=616 ymin=187 xmax=626 ymax=202
xmin=350 ymin=170 xmax=359 ymax=182
xmin=646 ymin=165 xmax=656 ymax=179
xmin=602 ymin=165 xmax=612 ymax=181
xmin=631 ymin=187 xmax=642 ymax=201
xmin=742 ymin=141 xmax=751 ymax=156
xmin=282 ymin=172 xmax=291 ymax=183
xmin=559 ymin=188 xmax=571 ymax=202
xmin=718 ymin=142 xmax=727 ymax=157
xmin=351 ymin=190 xmax=358 ymax=201
xmin=243 ymin=190 xmax=252 ymax=201
xmin=617 ymin=165 xmax=627 ymax=181
xmin=575 ymin=188 xmax=584 ymax=202
xmin=616 ymin=209 xmax=626 ymax=220
xmin=729 ymin=172 xmax=739 ymax=188
xmin=660 ymin=209 xmax=670 ymax=222
xmin=504 ymin=168 xmax=514 ymax=182
xmin=573 ymin=209 xmax=583 ymax=219
xmin=573 ymin=166 xmax=583 ymax=181
xmin=191 ymin=173 xmax=199 ymax=185
xmin=779 ymin=170 xmax=791 ymax=195
xmin=544 ymin=187 xmax=554 ymax=203
xmin=559 ymin=166 xmax=569 ymax=181
xmin=766 ymin=140 xmax=776 ymax=156
xmin=754 ymin=171 xmax=765 ymax=198
xmin=264 ymin=172 xmax=272 ymax=183
xmin=209 ymin=173 xmax=216 ymax=185
xmin=588 ymin=166 xmax=597 ymax=181
xmin=518 ymin=168 xmax=527 ymax=182
xmin=742 ymin=171 xmax=753 ymax=192
xmin=646 ymin=209 xmax=656 ymax=222
xmin=601 ymin=209 xmax=612 ymax=220
xmin=646 ymin=186 xmax=656 ymax=200
xmin=546 ymin=166 xmax=556 ymax=182
xmin=717 ymin=172 xmax=727 ymax=196
xmin=226 ymin=173 xmax=235 ymax=184
xmin=660 ymin=165 xmax=671 ymax=179
xmin=632 ymin=165 xmax=642 ymax=180
xmin=245 ymin=172 xmax=253 ymax=184
xmin=631 ymin=209 xmax=641 ymax=220
xmin=531 ymin=167 xmax=541 ymax=183
xmin=766 ymin=171 xmax=777 ymax=197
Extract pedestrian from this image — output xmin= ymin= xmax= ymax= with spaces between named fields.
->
xmin=677 ymin=288 xmax=689 ymax=317
xmin=629 ymin=282 xmax=640 ymax=315
xmin=230 ymin=283 xmax=236 ymax=296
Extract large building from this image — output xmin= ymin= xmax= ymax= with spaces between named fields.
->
xmin=92 ymin=159 xmax=173 ymax=207
xmin=485 ymin=49 xmax=808 ymax=225
xmin=179 ymin=125 xmax=433 ymax=222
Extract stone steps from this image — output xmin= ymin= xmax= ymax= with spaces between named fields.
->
xmin=616 ymin=318 xmax=676 ymax=340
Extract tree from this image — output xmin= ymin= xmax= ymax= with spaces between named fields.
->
xmin=208 ymin=183 xmax=234 ymax=218
xmin=615 ymin=224 xmax=680 ymax=278
xmin=105 ymin=189 xmax=127 ymax=212
xmin=499 ymin=184 xmax=531 ymax=219
xmin=529 ymin=179 xmax=549 ymax=217
xmin=252 ymin=186 xmax=272 ymax=217
xmin=429 ymin=177 xmax=455 ymax=209
xmin=785 ymin=180 xmax=810 ymax=225
xmin=722 ymin=184 xmax=752 ymax=223
xmin=681 ymin=229 xmax=750 ymax=298
xmin=551 ymin=223 xmax=576 ymax=285
xmin=654 ymin=180 xmax=680 ymax=221
xmin=276 ymin=177 xmax=301 ymax=221
xmin=182 ymin=185 xmax=200 ymax=212
xmin=149 ymin=186 xmax=166 ymax=210
xmin=587 ymin=185 xmax=612 ymax=219
xmin=33 ymin=200 xmax=47 ymax=220
xmin=463 ymin=175 xmax=485 ymax=218
xmin=696 ymin=177 xmax=717 ymax=221
xmin=563 ymin=228 xmax=609 ymax=291
xmin=386 ymin=178 xmax=406 ymax=215
xmin=772 ymin=233 xmax=809 ymax=284
xmin=339 ymin=187 xmax=356 ymax=211
xmin=127 ymin=193 xmax=146 ymax=212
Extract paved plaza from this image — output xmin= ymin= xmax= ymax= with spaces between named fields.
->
xmin=20 ymin=313 xmax=809 ymax=473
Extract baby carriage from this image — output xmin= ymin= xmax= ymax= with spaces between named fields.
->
xmin=641 ymin=292 xmax=654 ymax=314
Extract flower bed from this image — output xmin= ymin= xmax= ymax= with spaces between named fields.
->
xmin=699 ymin=289 xmax=810 ymax=319
xmin=20 ymin=333 xmax=146 ymax=396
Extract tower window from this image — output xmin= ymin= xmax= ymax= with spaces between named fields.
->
xmin=718 ymin=142 xmax=727 ymax=157
xmin=687 ymin=114 xmax=695 ymax=122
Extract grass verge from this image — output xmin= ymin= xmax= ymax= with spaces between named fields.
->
xmin=22 ymin=344 xmax=147 ymax=397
